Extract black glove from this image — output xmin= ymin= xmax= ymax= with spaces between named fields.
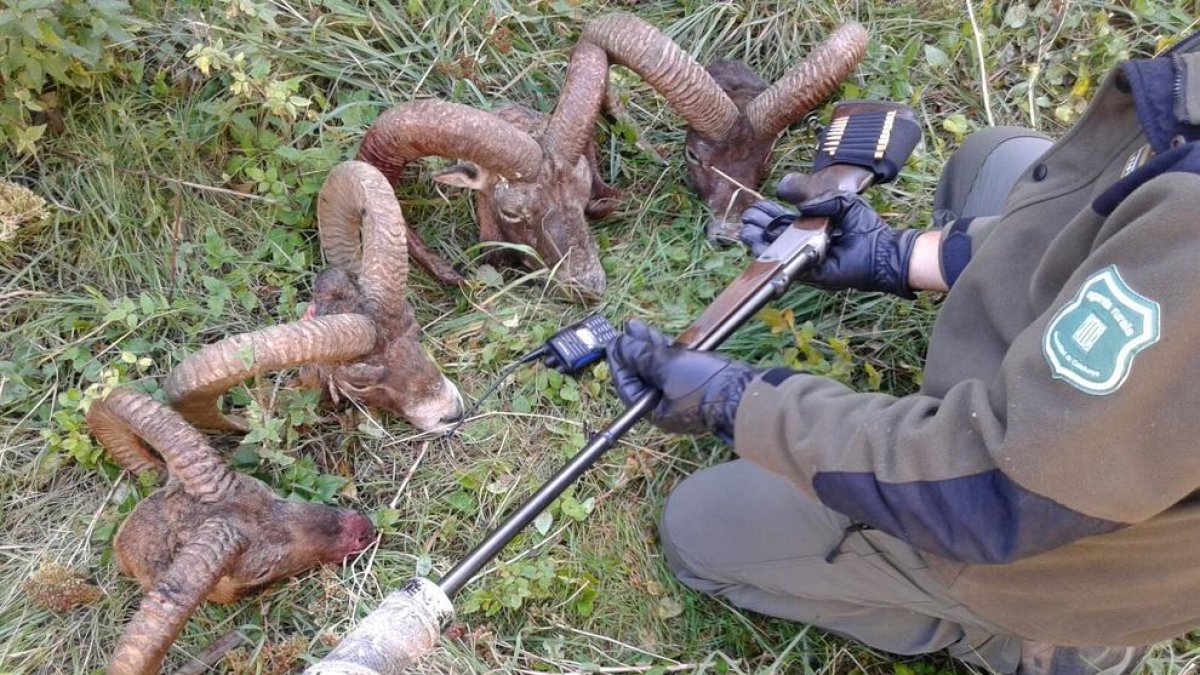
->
xmin=741 ymin=179 xmax=921 ymax=298
xmin=606 ymin=320 xmax=758 ymax=443
xmin=739 ymin=199 xmax=797 ymax=257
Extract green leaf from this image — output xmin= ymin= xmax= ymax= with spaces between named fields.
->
xmin=235 ymin=342 xmax=255 ymax=369
xmin=357 ymin=420 xmax=384 ymax=439
xmin=259 ymin=446 xmax=294 ymax=466
xmin=559 ymin=494 xmax=593 ymax=522
xmin=942 ymin=114 xmax=970 ymax=139
xmin=511 ymin=393 xmax=532 ymax=414
xmin=457 ymin=468 xmax=484 ymax=491
xmin=373 ymin=507 xmax=401 ymax=531
xmin=474 ymin=264 xmax=503 ymax=288
xmin=12 ymin=122 xmax=44 ymax=154
xmin=575 ymin=589 xmax=596 ymax=616
xmin=656 ymin=597 xmax=683 ymax=619
xmin=137 ymin=293 xmax=156 ymax=317
xmin=1004 ymin=3 xmax=1030 ymax=29
xmin=231 ymin=444 xmax=259 ymax=468
xmin=533 ymin=510 xmax=553 ymax=536
xmin=923 ymin=44 xmax=949 ymax=69
xmin=444 ymin=490 xmax=476 ymax=513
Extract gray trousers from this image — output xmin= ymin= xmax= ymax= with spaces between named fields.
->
xmin=932 ymin=126 xmax=1053 ymax=225
xmin=661 ymin=460 xmax=1021 ymax=672
xmin=660 ymin=128 xmax=1054 ymax=673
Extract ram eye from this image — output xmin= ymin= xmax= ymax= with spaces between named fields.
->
xmin=684 ymin=146 xmax=702 ymax=166
xmin=251 ymin=567 xmax=275 ymax=584
xmin=338 ymin=378 xmax=370 ymax=394
xmin=497 ymin=207 xmax=522 ymax=223
xmin=336 ymin=363 xmax=384 ymax=393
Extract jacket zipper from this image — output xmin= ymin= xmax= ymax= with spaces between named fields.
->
xmin=1173 ymin=54 xmax=1187 ymax=125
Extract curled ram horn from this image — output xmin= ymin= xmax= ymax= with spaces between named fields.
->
xmin=89 ymin=388 xmax=376 ymax=675
xmin=358 ymin=41 xmax=615 ymax=301
xmin=582 ymin=13 xmax=742 ymax=141
xmin=543 ymin=41 xmax=612 ymax=165
xmin=164 ymin=315 xmax=379 ymax=432
xmin=166 ymin=161 xmax=463 ymax=433
xmin=108 ymin=518 xmax=246 ymax=675
xmin=745 ymin=22 xmax=870 ymax=138
xmin=87 ymin=387 xmax=235 ymax=503
xmin=318 ymin=160 xmax=411 ymax=331
xmin=583 ymin=13 xmax=868 ymax=242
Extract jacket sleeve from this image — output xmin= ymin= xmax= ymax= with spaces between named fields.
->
xmin=734 ymin=172 xmax=1200 ymax=564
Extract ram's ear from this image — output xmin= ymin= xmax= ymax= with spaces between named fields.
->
xmin=432 ymin=162 xmax=491 ymax=191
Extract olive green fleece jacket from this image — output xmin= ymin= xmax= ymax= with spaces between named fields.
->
xmin=734 ymin=48 xmax=1200 ymax=645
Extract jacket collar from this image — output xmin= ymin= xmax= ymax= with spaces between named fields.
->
xmin=1121 ymin=30 xmax=1200 ymax=153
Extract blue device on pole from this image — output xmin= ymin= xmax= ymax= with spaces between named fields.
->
xmin=544 ymin=314 xmax=619 ymax=375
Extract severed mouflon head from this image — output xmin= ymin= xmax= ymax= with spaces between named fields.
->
xmin=357 ymin=42 xmax=618 ymax=302
xmin=87 ymin=388 xmax=375 ymax=675
xmin=164 ymin=161 xmax=464 ymax=433
xmin=582 ymin=14 xmax=868 ymax=242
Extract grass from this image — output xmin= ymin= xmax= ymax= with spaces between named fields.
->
xmin=1 ymin=0 xmax=1196 ymax=673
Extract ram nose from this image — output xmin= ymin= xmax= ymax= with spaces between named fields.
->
xmin=706 ymin=217 xmax=744 ymax=246
xmin=558 ymin=269 xmax=606 ymax=304
xmin=439 ymin=382 xmax=465 ymax=426
xmin=334 ymin=511 xmax=377 ymax=559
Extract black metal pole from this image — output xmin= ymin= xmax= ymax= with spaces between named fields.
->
xmin=436 ymin=249 xmax=821 ymax=599
xmin=437 ymin=393 xmax=657 ymax=597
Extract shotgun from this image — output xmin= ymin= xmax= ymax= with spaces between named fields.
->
xmin=305 ymin=100 xmax=922 ymax=674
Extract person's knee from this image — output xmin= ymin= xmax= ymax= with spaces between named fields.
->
xmin=659 ymin=470 xmax=723 ymax=590
xmin=959 ymin=126 xmax=1051 ymax=151
xmin=935 ymin=126 xmax=1053 ymax=223
xmin=660 ymin=460 xmax=847 ymax=584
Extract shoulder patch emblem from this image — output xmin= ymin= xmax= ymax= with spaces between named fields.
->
xmin=1043 ymin=266 xmax=1160 ymax=395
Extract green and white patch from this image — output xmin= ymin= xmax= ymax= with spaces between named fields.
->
xmin=1043 ymin=265 xmax=1160 ymax=395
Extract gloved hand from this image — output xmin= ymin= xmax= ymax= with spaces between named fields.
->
xmin=739 ymin=199 xmax=797 ymax=257
xmin=606 ymin=320 xmax=758 ymax=443
xmin=741 ymin=179 xmax=921 ymax=298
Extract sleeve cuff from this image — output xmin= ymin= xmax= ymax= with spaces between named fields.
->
xmin=938 ymin=217 xmax=975 ymax=288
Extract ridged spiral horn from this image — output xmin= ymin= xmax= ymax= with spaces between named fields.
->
xmin=86 ymin=388 xmax=236 ymax=503
xmin=582 ymin=13 xmax=741 ymax=141
xmin=542 ymin=41 xmax=609 ymax=162
xmin=164 ymin=315 xmax=377 ymax=432
xmin=108 ymin=518 xmax=246 ymax=675
xmin=357 ymin=100 xmax=544 ymax=184
xmin=746 ymin=22 xmax=869 ymax=138
xmin=317 ymin=161 xmax=409 ymax=324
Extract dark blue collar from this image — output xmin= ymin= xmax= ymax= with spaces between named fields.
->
xmin=1093 ymin=142 xmax=1200 ymax=216
xmin=1121 ymin=30 xmax=1200 ymax=153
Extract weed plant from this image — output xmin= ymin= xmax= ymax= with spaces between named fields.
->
xmin=0 ymin=1 xmax=1195 ymax=673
